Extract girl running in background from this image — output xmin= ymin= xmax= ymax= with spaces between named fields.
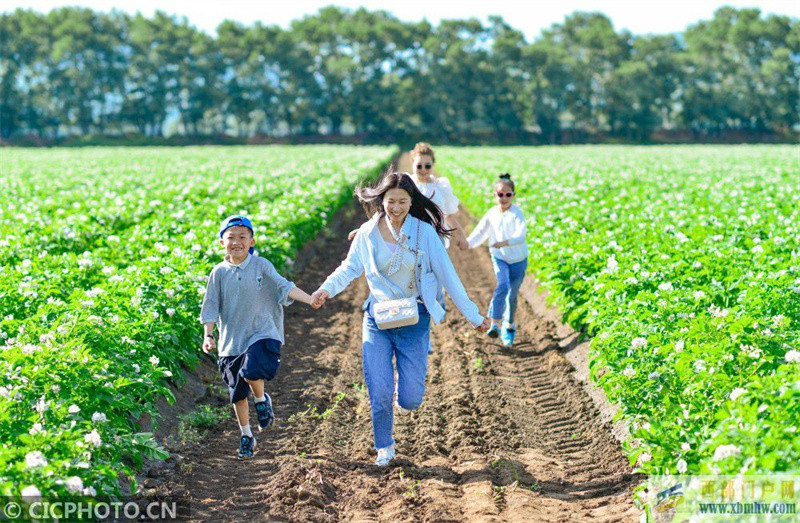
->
xmin=467 ymin=173 xmax=529 ymax=347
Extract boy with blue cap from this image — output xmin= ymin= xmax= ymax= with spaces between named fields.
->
xmin=200 ymin=215 xmax=318 ymax=458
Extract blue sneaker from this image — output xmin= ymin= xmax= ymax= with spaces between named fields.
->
xmin=254 ymin=395 xmax=274 ymax=431
xmin=238 ymin=435 xmax=256 ymax=459
xmin=501 ymin=326 xmax=516 ymax=346
xmin=487 ymin=325 xmax=500 ymax=339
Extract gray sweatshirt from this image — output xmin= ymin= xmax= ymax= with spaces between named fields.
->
xmin=200 ymin=254 xmax=295 ymax=357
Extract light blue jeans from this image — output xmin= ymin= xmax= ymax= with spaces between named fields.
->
xmin=362 ymin=302 xmax=430 ymax=450
xmin=489 ymin=257 xmax=528 ymax=325
xmin=427 ymin=289 xmax=445 ymax=353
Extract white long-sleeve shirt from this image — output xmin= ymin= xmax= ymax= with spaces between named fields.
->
xmin=467 ymin=204 xmax=529 ymax=264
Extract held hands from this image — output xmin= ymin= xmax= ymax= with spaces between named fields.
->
xmin=310 ymin=289 xmax=330 ymax=309
xmin=290 ymin=287 xmax=323 ymax=309
xmin=304 ymin=294 xmax=323 ymax=309
xmin=475 ymin=318 xmax=491 ymax=333
xmin=452 ymin=229 xmax=469 ymax=251
xmin=202 ymin=336 xmax=216 ymax=355
xmin=347 ymin=229 xmax=358 ymax=242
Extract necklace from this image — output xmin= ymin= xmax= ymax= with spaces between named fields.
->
xmin=383 ymin=215 xmax=414 ymax=289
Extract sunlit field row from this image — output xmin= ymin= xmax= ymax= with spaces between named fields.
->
xmin=440 ymin=145 xmax=800 ymax=477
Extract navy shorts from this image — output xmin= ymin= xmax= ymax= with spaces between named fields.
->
xmin=218 ymin=338 xmax=281 ymax=403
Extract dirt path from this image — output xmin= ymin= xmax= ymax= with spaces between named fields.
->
xmin=156 ymin=155 xmax=642 ymax=521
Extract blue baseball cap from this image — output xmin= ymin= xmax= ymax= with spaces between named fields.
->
xmin=219 ymin=215 xmax=255 ymax=254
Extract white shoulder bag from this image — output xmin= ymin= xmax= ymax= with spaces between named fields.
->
xmin=373 ymin=219 xmax=421 ymax=330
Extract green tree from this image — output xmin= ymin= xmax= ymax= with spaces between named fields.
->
xmin=0 ymin=10 xmax=43 ymax=138
xmin=522 ymin=38 xmax=571 ymax=143
xmin=122 ymin=12 xmax=173 ymax=136
xmin=537 ymin=12 xmax=630 ymax=137
xmin=606 ymin=35 xmax=683 ymax=140
xmin=1 ymin=5 xmax=796 ymax=142
xmin=42 ymin=8 xmax=126 ymax=135
xmin=682 ymin=7 xmax=800 ymax=135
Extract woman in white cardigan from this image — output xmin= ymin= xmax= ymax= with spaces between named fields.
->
xmin=311 ymin=173 xmax=490 ymax=467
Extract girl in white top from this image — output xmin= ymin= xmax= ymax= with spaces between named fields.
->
xmin=409 ymin=142 xmax=469 ymax=250
xmin=467 ymin=173 xmax=529 ymax=347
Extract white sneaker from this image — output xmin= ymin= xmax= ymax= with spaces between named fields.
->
xmin=375 ymin=444 xmax=395 ymax=467
xmin=394 ymin=397 xmax=412 ymax=415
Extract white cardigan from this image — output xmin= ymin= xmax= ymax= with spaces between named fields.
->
xmin=320 ymin=214 xmax=484 ymax=327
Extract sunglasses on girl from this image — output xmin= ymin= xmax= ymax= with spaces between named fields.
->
xmin=496 ymin=191 xmax=514 ymax=198
xmin=416 ymin=163 xmax=432 ymax=170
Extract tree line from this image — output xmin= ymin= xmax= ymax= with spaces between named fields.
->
xmin=1 ymin=6 xmax=798 ymax=143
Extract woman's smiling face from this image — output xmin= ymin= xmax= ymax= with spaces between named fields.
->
xmin=383 ymin=188 xmax=412 ymax=223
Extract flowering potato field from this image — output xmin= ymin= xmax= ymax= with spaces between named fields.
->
xmin=439 ymin=145 xmax=800 ymax=477
xmin=0 ymin=145 xmax=396 ymax=498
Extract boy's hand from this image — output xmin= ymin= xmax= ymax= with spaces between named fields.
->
xmin=289 ymin=287 xmax=319 ymax=308
xmin=491 ymin=240 xmax=509 ymax=248
xmin=202 ymin=336 xmax=216 ymax=354
xmin=347 ymin=229 xmax=358 ymax=242
xmin=311 ymin=289 xmax=330 ymax=308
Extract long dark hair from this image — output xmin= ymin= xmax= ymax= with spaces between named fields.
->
xmin=356 ymin=171 xmax=452 ymax=238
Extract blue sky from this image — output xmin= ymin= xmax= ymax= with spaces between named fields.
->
xmin=8 ymin=0 xmax=799 ymax=41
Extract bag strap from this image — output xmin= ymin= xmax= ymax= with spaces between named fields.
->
xmin=412 ymin=219 xmax=421 ymax=295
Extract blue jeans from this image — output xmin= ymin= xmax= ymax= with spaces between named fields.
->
xmin=427 ymin=290 xmax=445 ymax=353
xmin=489 ymin=257 xmax=528 ymax=325
xmin=362 ymin=303 xmax=430 ymax=450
